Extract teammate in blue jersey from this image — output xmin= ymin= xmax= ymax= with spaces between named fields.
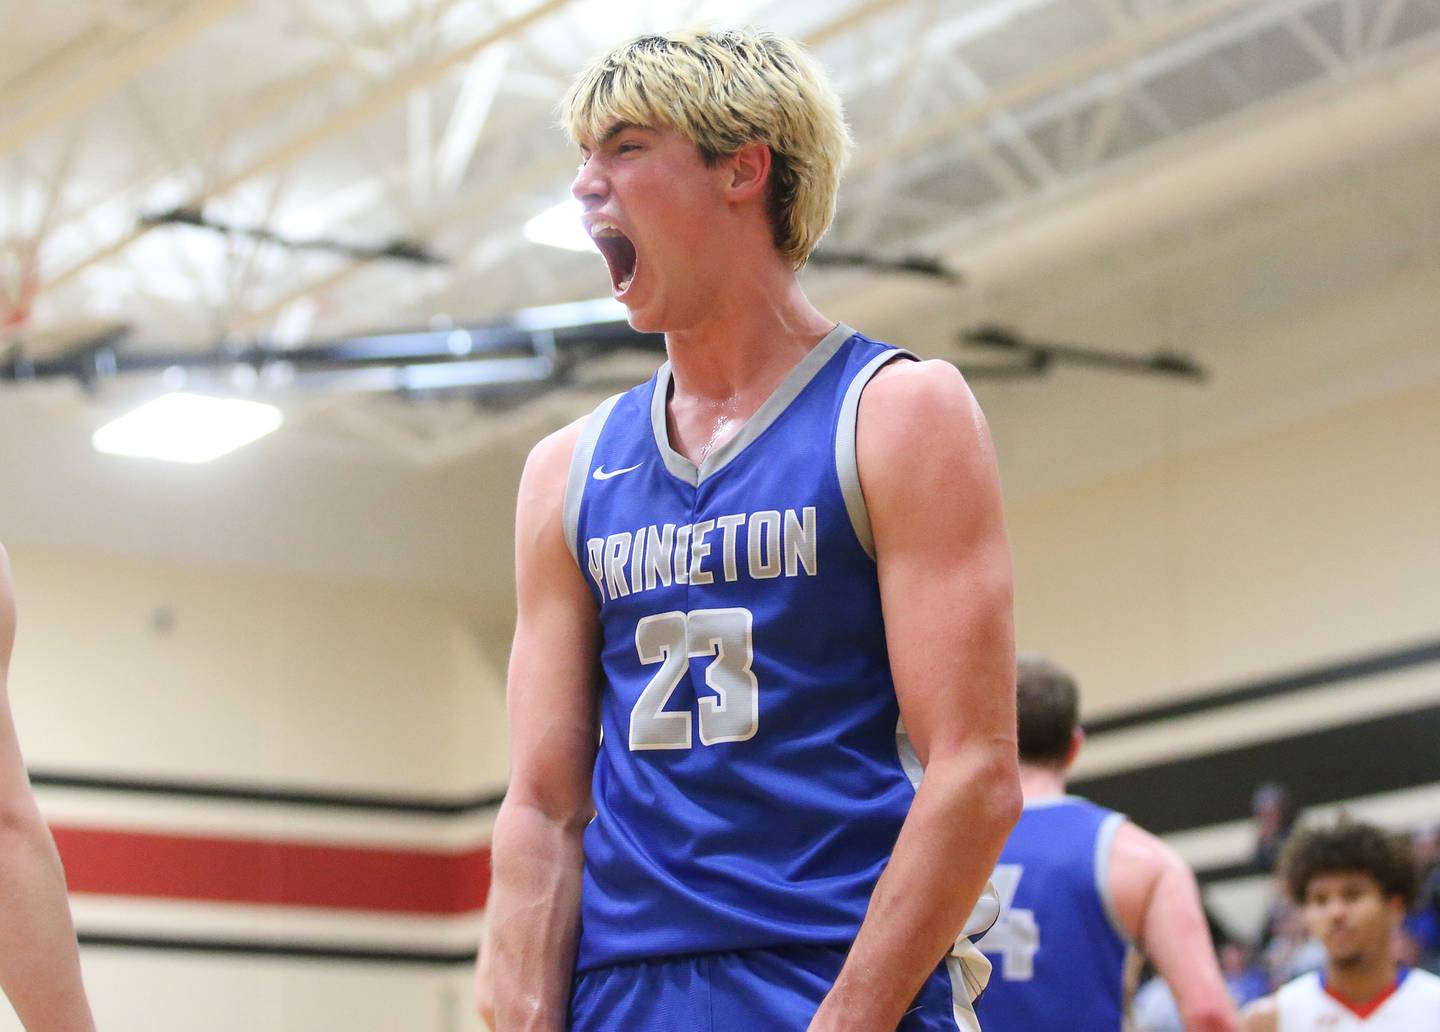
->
xmin=975 ymin=655 xmax=1235 ymax=1032
xmin=478 ymin=27 xmax=1020 ymax=1032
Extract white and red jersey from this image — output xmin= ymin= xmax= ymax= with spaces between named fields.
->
xmin=1276 ymin=967 xmax=1440 ymax=1030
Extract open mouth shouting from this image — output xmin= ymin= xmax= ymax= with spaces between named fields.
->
xmin=588 ymin=218 xmax=638 ymax=297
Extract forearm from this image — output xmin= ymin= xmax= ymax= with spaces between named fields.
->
xmin=1166 ymin=958 xmax=1237 ymax=1032
xmin=0 ymin=809 xmax=95 ymax=1032
xmin=1144 ymin=859 xmax=1238 ymax=1032
xmin=486 ymin=798 xmax=587 ymax=1031
xmin=811 ymin=750 xmax=1020 ymax=1031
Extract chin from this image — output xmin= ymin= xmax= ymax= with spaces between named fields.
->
xmin=1327 ymin=946 xmax=1365 ymax=968
xmin=621 ymin=301 xmax=667 ymax=335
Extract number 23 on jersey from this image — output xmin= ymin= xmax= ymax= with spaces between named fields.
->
xmin=629 ymin=607 xmax=759 ymax=751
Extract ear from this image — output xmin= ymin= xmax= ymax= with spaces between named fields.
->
xmin=724 ymin=142 xmax=772 ymax=204
xmin=1063 ymin=727 xmax=1085 ymax=772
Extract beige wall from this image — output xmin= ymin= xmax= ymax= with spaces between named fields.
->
xmin=7 ymin=547 xmax=509 ymax=793
xmin=2 ymin=551 xmax=505 ymax=1032
xmin=1007 ymin=376 xmax=1440 ymax=717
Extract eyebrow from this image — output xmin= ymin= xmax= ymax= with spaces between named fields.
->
xmin=579 ymin=122 xmax=647 ymax=158
xmin=601 ymin=121 xmax=653 ymax=145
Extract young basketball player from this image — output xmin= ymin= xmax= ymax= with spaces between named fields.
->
xmin=1242 ymin=818 xmax=1440 ymax=1030
xmin=974 ymin=655 xmax=1236 ymax=1032
xmin=0 ymin=544 xmax=96 ymax=1030
xmin=480 ymin=27 xmax=1019 ymax=1032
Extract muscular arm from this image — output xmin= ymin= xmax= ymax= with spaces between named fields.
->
xmin=0 ymin=546 xmax=96 ymax=1031
xmin=481 ymin=424 xmax=600 ymax=1031
xmin=1110 ymin=821 xmax=1238 ymax=1032
xmin=810 ymin=360 xmax=1022 ymax=1031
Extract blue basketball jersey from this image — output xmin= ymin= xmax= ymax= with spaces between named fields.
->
xmin=563 ymin=324 xmax=928 ymax=972
xmin=974 ymin=796 xmax=1131 ymax=1032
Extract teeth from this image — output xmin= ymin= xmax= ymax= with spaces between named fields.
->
xmin=590 ymin=223 xmax=623 ymax=239
xmin=618 ymin=273 xmax=633 ymax=292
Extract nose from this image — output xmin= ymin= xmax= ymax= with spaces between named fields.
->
xmin=571 ymin=153 xmax=607 ymax=205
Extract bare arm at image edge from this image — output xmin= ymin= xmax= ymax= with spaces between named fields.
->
xmin=0 ymin=546 xmax=97 ymax=1032
xmin=480 ymin=422 xmax=600 ymax=1032
xmin=1110 ymin=820 xmax=1239 ymax=1032
xmin=809 ymin=360 xmax=1022 ymax=1031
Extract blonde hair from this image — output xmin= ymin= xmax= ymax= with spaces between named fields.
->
xmin=560 ymin=28 xmax=852 ymax=269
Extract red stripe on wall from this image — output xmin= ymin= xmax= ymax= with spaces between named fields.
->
xmin=51 ymin=826 xmax=490 ymax=915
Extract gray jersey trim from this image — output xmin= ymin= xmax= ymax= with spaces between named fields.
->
xmin=835 ymin=346 xmax=918 ymax=560
xmin=944 ymin=953 xmax=986 ymax=1032
xmin=1094 ymin=810 xmax=1133 ymax=945
xmin=562 ymin=392 xmax=623 ymax=564
xmin=649 ymin=323 xmax=855 ymax=487
xmin=900 ymin=716 xmax=1002 ymax=948
xmin=1021 ymin=793 xmax=1083 ymax=810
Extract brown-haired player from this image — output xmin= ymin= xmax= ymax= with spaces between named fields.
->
xmin=973 ymin=654 xmax=1236 ymax=1032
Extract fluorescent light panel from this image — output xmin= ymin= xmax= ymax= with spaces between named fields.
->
xmin=92 ymin=393 xmax=283 ymax=464
xmin=523 ymin=198 xmax=594 ymax=253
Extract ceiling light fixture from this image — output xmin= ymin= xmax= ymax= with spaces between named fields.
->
xmin=523 ymin=198 xmax=594 ymax=253
xmin=92 ymin=392 xmax=283 ymax=464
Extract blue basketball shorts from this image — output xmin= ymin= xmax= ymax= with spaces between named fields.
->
xmin=569 ymin=944 xmax=981 ymax=1031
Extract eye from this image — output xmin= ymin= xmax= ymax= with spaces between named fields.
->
xmin=617 ymin=141 xmax=642 ymax=154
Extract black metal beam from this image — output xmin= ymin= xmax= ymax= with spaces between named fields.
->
xmin=140 ymin=207 xmax=447 ymax=266
xmin=1 ymin=319 xmax=663 ymax=389
xmin=962 ymin=323 xmax=1208 ymax=382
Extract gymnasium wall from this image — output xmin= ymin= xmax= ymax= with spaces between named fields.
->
xmin=2 ymin=550 xmax=506 ymax=1031
xmin=1006 ymin=376 xmax=1440 ymax=937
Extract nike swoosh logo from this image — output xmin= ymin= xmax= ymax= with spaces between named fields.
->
xmin=592 ymin=463 xmax=642 ymax=481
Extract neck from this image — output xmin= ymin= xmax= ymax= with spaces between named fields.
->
xmin=662 ymin=255 xmax=833 ymax=404
xmin=1018 ymin=762 xmax=1068 ymax=801
xmin=1326 ymin=952 xmax=1399 ymax=1008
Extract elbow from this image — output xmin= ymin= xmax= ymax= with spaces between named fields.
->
xmin=0 ymin=796 xmax=44 ymax=842
xmin=0 ymin=799 xmax=58 ymax=872
xmin=928 ymin=745 xmax=1022 ymax=840
xmin=972 ymin=744 xmax=1022 ymax=835
xmin=994 ymin=764 xmax=1023 ymax=840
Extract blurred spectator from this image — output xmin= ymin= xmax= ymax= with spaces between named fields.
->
xmin=1249 ymin=783 xmax=1296 ymax=875
xmin=1131 ymin=939 xmax=1267 ymax=1032
xmin=1132 ymin=973 xmax=1184 ymax=1032
xmin=1261 ymin=896 xmax=1325 ymax=985
xmin=1408 ymin=822 xmax=1440 ymax=972
xmin=1219 ymin=942 xmax=1269 ymax=1008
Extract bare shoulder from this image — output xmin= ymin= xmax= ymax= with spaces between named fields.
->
xmin=522 ymin=415 xmax=588 ymax=493
xmin=1111 ymin=818 xmax=1184 ymax=876
xmin=513 ymin=415 xmax=589 ymax=529
xmin=857 ymin=357 xmax=996 ymax=485
xmin=855 ymin=355 xmax=1006 ymax=572
xmin=860 ymin=357 xmax=983 ymax=439
xmin=1239 ymin=994 xmax=1279 ymax=1032
xmin=1107 ymin=818 xmax=1194 ymax=939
